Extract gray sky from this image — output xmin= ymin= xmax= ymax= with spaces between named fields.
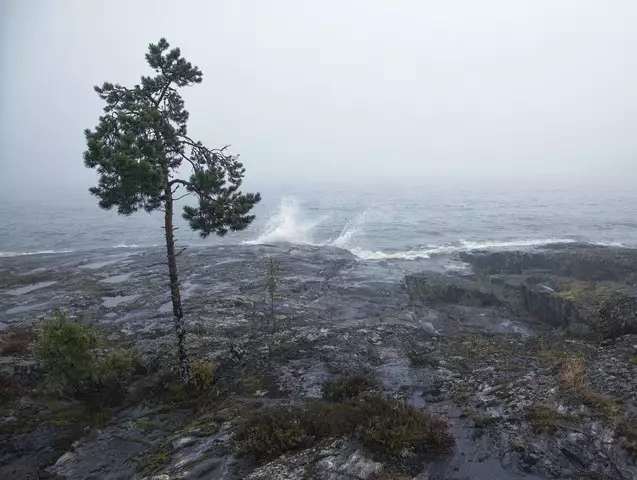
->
xmin=1 ymin=0 xmax=636 ymax=195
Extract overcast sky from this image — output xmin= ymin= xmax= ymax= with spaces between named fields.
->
xmin=1 ymin=0 xmax=636 ymax=195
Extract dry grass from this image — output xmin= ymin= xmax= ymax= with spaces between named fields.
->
xmin=0 ymin=326 xmax=37 ymax=356
xmin=559 ymin=357 xmax=586 ymax=391
xmin=556 ymin=356 xmax=620 ymax=421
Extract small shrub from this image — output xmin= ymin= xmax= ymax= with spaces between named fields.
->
xmin=0 ymin=326 xmax=37 ymax=356
xmin=322 ymin=375 xmax=374 ymax=402
xmin=90 ymin=348 xmax=136 ymax=403
xmin=235 ymin=405 xmax=315 ymax=460
xmin=190 ymin=359 xmax=215 ymax=392
xmin=34 ymin=309 xmax=98 ymax=388
xmin=34 ymin=309 xmax=135 ymax=406
xmin=357 ymin=395 xmax=452 ymax=456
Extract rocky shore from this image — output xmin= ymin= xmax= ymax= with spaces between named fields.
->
xmin=1 ymin=242 xmax=635 ymax=479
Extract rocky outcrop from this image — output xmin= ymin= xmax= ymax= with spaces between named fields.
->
xmin=519 ymin=283 xmax=586 ymax=328
xmin=245 ymin=440 xmax=382 ymax=480
xmin=405 ymin=272 xmax=501 ymax=306
xmin=460 ymin=244 xmax=637 ymax=284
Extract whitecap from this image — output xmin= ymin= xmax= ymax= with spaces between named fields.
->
xmin=244 ymin=197 xmax=326 ymax=245
xmin=0 ymin=249 xmax=73 ymax=258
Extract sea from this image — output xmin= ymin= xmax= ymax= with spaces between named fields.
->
xmin=1 ymin=181 xmax=636 ymax=260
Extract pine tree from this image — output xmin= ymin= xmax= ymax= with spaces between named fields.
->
xmin=83 ymin=39 xmax=261 ymax=383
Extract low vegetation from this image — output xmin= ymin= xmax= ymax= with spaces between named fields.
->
xmin=34 ymin=309 xmax=136 ymax=407
xmin=407 ymin=348 xmax=439 ymax=367
xmin=189 ymin=359 xmax=216 ymax=393
xmin=557 ymin=356 xmax=620 ymax=421
xmin=321 ymin=375 xmax=374 ymax=402
xmin=235 ymin=376 xmax=452 ymax=465
xmin=526 ymin=405 xmax=578 ymax=434
xmin=0 ymin=325 xmax=37 ymax=356
xmin=559 ymin=357 xmax=586 ymax=391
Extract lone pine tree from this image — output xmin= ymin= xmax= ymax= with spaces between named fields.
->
xmin=83 ymin=38 xmax=261 ymax=383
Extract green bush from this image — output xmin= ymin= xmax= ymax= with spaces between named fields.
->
xmin=34 ymin=309 xmax=98 ymax=388
xmin=236 ymin=381 xmax=453 ymax=463
xmin=34 ymin=309 xmax=135 ymax=406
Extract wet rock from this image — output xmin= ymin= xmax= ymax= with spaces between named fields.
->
xmin=2 ymin=243 xmax=636 ymax=480
xmin=405 ymin=272 xmax=501 ymax=306
xmin=245 ymin=440 xmax=382 ymax=480
xmin=459 ymin=245 xmax=637 ymax=283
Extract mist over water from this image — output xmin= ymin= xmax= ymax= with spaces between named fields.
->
xmin=2 ymin=183 xmax=636 ymax=259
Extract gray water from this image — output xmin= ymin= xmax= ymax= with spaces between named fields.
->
xmin=1 ymin=182 xmax=636 ymax=259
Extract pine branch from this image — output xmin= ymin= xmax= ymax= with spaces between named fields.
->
xmin=168 ymin=178 xmax=192 ymax=188
xmin=174 ymin=192 xmax=192 ymax=201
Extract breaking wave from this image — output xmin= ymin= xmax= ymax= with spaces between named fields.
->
xmin=0 ymin=243 xmax=153 ymax=258
xmin=245 ymin=198 xmax=586 ymax=260
xmin=0 ymin=249 xmax=74 ymax=258
xmin=347 ymin=238 xmax=579 ymax=260
xmin=244 ymin=197 xmax=326 ymax=245
xmin=113 ymin=243 xmax=141 ymax=248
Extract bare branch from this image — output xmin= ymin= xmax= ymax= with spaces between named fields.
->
xmin=173 ymin=150 xmax=200 ymax=172
xmin=175 ymin=247 xmax=187 ymax=257
xmin=174 ymin=192 xmax=192 ymax=201
xmin=168 ymin=178 xmax=192 ymax=188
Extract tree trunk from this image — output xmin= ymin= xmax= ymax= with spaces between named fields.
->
xmin=164 ymin=184 xmax=190 ymax=384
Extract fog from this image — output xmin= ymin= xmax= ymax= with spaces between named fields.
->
xmin=1 ymin=0 xmax=636 ymax=197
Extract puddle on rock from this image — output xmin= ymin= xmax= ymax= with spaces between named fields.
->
xmin=99 ymin=273 xmax=132 ymax=284
xmin=102 ymin=295 xmax=140 ymax=308
xmin=79 ymin=255 xmax=132 ymax=270
xmin=5 ymin=281 xmax=57 ymax=296
xmin=5 ymin=301 xmax=50 ymax=315
xmin=428 ymin=416 xmax=544 ymax=480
